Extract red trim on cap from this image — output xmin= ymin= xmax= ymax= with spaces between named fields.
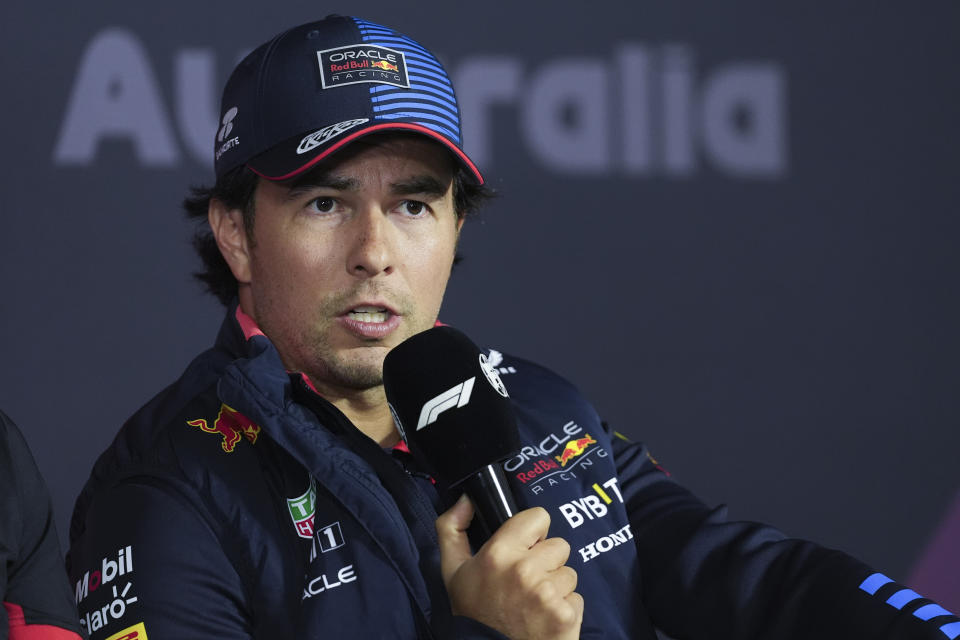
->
xmin=4 ymin=602 xmax=83 ymax=640
xmin=249 ymin=123 xmax=484 ymax=185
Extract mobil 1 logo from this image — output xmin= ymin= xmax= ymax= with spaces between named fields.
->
xmin=309 ymin=520 xmax=346 ymax=562
xmin=317 ymin=44 xmax=409 ymax=89
xmin=316 ymin=521 xmax=345 ymax=552
xmin=304 ymin=522 xmax=357 ymax=600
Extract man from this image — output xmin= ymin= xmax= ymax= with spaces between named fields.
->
xmin=68 ymin=15 xmax=958 ymax=640
xmin=1 ymin=410 xmax=84 ymax=639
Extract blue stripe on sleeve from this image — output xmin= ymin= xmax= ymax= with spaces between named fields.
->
xmin=859 ymin=573 xmax=893 ymax=595
xmin=913 ymin=604 xmax=954 ymax=621
xmin=886 ymin=588 xmax=922 ymax=610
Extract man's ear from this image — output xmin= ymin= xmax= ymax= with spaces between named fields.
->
xmin=208 ymin=199 xmax=252 ymax=284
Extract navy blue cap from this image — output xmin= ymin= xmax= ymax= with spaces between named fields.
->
xmin=213 ymin=15 xmax=483 ymax=183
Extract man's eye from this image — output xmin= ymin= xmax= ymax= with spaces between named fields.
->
xmin=308 ymin=197 xmax=337 ymax=213
xmin=400 ymin=200 xmax=427 ymax=216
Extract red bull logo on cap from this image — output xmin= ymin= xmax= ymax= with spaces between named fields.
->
xmin=555 ymin=434 xmax=597 ymax=467
xmin=370 ymin=60 xmax=399 ymax=72
xmin=187 ymin=403 xmax=261 ymax=453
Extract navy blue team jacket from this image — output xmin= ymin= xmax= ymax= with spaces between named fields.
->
xmin=67 ymin=306 xmax=959 ymax=639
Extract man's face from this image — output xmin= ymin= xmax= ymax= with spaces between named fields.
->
xmin=230 ymin=135 xmax=463 ymax=392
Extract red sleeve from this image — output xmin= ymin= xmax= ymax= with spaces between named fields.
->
xmin=4 ymin=603 xmax=83 ymax=640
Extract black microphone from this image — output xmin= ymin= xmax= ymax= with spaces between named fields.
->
xmin=383 ymin=326 xmax=521 ymax=542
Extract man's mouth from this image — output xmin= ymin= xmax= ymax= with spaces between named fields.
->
xmin=338 ymin=302 xmax=403 ymax=339
xmin=348 ymin=306 xmax=390 ymax=324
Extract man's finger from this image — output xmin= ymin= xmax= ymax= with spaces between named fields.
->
xmin=530 ymin=536 xmax=572 ymax=572
xmin=488 ymin=506 xmax=552 ymax=550
xmin=564 ymin=591 xmax=585 ymax=633
xmin=550 ymin=565 xmax=579 ymax=598
xmin=436 ymin=494 xmax=475 ymax=584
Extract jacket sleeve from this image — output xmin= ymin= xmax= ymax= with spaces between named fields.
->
xmin=1 ymin=410 xmax=85 ymax=639
xmin=607 ymin=425 xmax=960 ymax=640
xmin=67 ymin=479 xmax=252 ymax=640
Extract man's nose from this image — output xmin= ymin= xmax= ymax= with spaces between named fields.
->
xmin=347 ymin=209 xmax=394 ymax=277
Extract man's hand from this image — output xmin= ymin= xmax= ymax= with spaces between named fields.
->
xmin=436 ymin=494 xmax=584 ymax=640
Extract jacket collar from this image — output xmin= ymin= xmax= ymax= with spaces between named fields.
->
xmin=209 ymin=302 xmax=440 ymax=621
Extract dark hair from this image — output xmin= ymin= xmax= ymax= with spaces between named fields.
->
xmin=183 ymin=162 xmax=493 ymax=306
xmin=183 ymin=166 xmax=259 ymax=306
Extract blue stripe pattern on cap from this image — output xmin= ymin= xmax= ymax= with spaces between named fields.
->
xmin=353 ymin=18 xmax=462 ymax=144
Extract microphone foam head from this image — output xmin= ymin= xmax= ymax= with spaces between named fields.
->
xmin=383 ymin=326 xmax=520 ymax=487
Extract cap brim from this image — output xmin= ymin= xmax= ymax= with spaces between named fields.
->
xmin=246 ymin=122 xmax=484 ymax=185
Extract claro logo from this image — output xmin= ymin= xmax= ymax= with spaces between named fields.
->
xmin=75 ymin=545 xmax=140 ymax=636
xmin=53 ymin=29 xmax=788 ymax=179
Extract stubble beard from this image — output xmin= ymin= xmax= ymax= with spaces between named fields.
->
xmin=304 ymin=335 xmax=388 ymax=391
xmin=275 ymin=288 xmax=426 ymax=393
xmin=249 ymin=259 xmax=454 ymax=394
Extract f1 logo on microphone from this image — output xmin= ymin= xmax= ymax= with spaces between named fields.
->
xmin=417 ymin=377 xmax=476 ymax=430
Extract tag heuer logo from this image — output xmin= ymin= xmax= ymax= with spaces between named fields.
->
xmin=317 ymin=44 xmax=409 ymax=89
xmin=287 ymin=482 xmax=317 ymax=539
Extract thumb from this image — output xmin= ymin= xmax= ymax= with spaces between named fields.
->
xmin=436 ymin=493 xmax=475 ymax=585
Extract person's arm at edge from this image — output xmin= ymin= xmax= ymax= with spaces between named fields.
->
xmin=607 ymin=423 xmax=960 ymax=640
xmin=1 ymin=409 xmax=84 ymax=638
